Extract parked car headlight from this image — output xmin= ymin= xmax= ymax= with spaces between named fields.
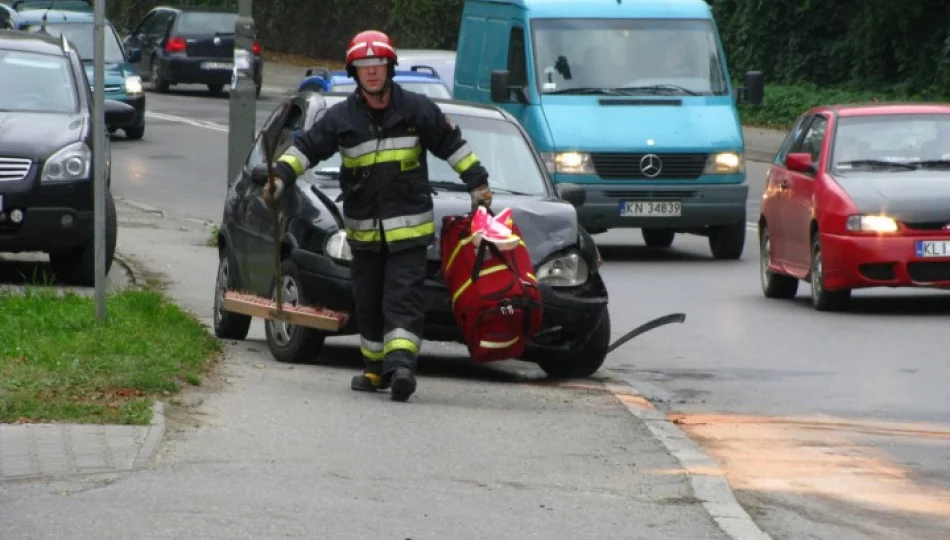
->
xmin=125 ymin=75 xmax=143 ymax=95
xmin=41 ymin=142 xmax=91 ymax=183
xmin=846 ymin=214 xmax=898 ymax=233
xmin=324 ymin=230 xmax=353 ymax=261
xmin=537 ymin=252 xmax=589 ymax=287
xmin=704 ymin=152 xmax=744 ymax=174
xmin=541 ymin=151 xmax=595 ymax=175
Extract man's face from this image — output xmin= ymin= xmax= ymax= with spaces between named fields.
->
xmin=356 ymin=63 xmax=387 ymax=93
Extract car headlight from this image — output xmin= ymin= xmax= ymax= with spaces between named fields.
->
xmin=541 ymin=151 xmax=595 ymax=175
xmin=41 ymin=142 xmax=91 ymax=183
xmin=846 ymin=214 xmax=898 ymax=233
xmin=324 ymin=230 xmax=353 ymax=261
xmin=537 ymin=252 xmax=589 ymax=287
xmin=704 ymin=152 xmax=744 ymax=174
xmin=125 ymin=75 xmax=143 ymax=95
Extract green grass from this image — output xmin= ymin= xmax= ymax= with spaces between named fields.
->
xmin=0 ymin=288 xmax=221 ymax=425
xmin=738 ymin=82 xmax=950 ymax=130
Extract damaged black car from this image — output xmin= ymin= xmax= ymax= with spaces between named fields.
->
xmin=213 ymin=91 xmax=610 ymax=379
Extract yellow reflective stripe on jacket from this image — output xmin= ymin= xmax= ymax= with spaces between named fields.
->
xmin=382 ymin=210 xmax=435 ymax=243
xmin=451 ymin=264 xmax=509 ymax=305
xmin=340 ymin=136 xmax=422 ymax=169
xmin=447 ymin=143 xmax=480 ymax=174
xmin=277 ymin=152 xmax=306 ymax=176
xmin=346 ymin=228 xmax=382 ymax=242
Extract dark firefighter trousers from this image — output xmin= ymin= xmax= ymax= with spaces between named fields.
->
xmin=351 ymin=243 xmax=427 ymax=378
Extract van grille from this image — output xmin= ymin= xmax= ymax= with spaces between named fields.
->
xmin=590 ymin=152 xmax=708 ymax=180
xmin=0 ymin=157 xmax=31 ymax=182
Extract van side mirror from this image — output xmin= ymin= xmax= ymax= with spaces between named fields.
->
xmin=737 ymin=70 xmax=764 ymax=105
xmin=556 ymin=183 xmax=586 ymax=207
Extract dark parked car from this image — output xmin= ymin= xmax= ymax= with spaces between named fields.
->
xmin=213 ymin=91 xmax=610 ymax=378
xmin=0 ymin=29 xmax=136 ymax=285
xmin=122 ymin=5 xmax=262 ymax=97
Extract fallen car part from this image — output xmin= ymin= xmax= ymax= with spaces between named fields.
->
xmin=221 ymin=291 xmax=349 ymax=331
xmin=606 ymin=312 xmax=686 ymax=354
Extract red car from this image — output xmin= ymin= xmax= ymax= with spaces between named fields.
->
xmin=758 ymin=103 xmax=950 ymax=311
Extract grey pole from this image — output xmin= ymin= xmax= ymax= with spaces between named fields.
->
xmin=93 ymin=0 xmax=107 ymax=321
xmin=227 ymin=0 xmax=256 ymax=189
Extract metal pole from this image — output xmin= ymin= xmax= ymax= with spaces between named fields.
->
xmin=227 ymin=0 xmax=256 ymax=189
xmin=93 ymin=0 xmax=107 ymax=321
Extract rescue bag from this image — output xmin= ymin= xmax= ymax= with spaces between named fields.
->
xmin=440 ymin=207 xmax=544 ymax=363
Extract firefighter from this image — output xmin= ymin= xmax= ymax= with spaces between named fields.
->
xmin=264 ymin=30 xmax=492 ymax=402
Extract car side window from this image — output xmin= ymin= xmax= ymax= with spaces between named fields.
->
xmin=799 ymin=115 xmax=828 ymax=163
xmin=775 ymin=114 xmax=809 ymax=164
xmin=507 ymin=26 xmax=527 ymax=87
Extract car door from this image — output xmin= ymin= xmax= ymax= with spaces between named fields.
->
xmin=785 ymin=113 xmax=829 ymax=270
xmin=764 ymin=113 xmax=810 ymax=266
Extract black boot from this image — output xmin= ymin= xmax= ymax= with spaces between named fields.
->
xmin=350 ymin=371 xmax=381 ymax=392
xmin=389 ymin=367 xmax=416 ymax=402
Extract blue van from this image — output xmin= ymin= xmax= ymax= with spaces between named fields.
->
xmin=453 ymin=0 xmax=764 ymax=259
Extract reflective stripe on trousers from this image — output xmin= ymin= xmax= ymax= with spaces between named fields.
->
xmin=384 ymin=328 xmax=422 ymax=355
xmin=360 ymin=336 xmax=384 ymax=362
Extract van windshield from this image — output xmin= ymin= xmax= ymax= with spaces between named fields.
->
xmin=531 ymin=18 xmax=729 ymax=96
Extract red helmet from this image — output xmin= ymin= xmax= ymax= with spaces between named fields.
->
xmin=345 ymin=30 xmax=397 ymax=74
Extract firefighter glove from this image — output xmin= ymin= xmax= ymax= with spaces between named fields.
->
xmin=470 ymin=184 xmax=492 ymax=210
xmin=263 ymin=177 xmax=285 ymax=208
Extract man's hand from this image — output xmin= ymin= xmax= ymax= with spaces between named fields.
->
xmin=470 ymin=184 xmax=493 ymax=210
xmin=262 ymin=176 xmax=285 ymax=208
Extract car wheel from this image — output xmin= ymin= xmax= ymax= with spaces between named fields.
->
xmin=759 ymin=223 xmax=798 ymax=299
xmin=213 ymin=247 xmax=251 ymax=340
xmin=265 ymin=258 xmax=327 ymax=363
xmin=709 ymin=218 xmax=746 ymax=260
xmin=810 ymin=233 xmax=851 ymax=311
xmin=537 ymin=310 xmax=610 ymax=379
xmin=150 ymin=58 xmax=168 ymax=93
xmin=48 ymin=188 xmax=117 ymax=286
xmin=642 ymin=228 xmax=674 ymax=248
xmin=124 ymin=122 xmax=145 ymax=140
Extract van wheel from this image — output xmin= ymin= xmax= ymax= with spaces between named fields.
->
xmin=538 ymin=311 xmax=610 ymax=379
xmin=709 ymin=219 xmax=746 ymax=260
xmin=642 ymin=228 xmax=674 ymax=248
xmin=265 ymin=258 xmax=327 ymax=363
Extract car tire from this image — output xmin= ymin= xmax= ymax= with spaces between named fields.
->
xmin=213 ymin=247 xmax=252 ymax=340
xmin=709 ymin=218 xmax=746 ymax=260
xmin=642 ymin=228 xmax=674 ymax=248
xmin=537 ymin=310 xmax=610 ymax=379
xmin=150 ymin=57 xmax=168 ymax=93
xmin=48 ymin=188 xmax=117 ymax=286
xmin=265 ymin=258 xmax=327 ymax=363
xmin=759 ymin=223 xmax=798 ymax=299
xmin=124 ymin=122 xmax=145 ymax=140
xmin=810 ymin=233 xmax=851 ymax=311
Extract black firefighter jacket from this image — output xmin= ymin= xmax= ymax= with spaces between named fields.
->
xmin=273 ymin=83 xmax=490 ymax=252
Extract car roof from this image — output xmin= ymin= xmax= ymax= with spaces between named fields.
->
xmin=315 ymin=92 xmax=508 ymax=120
xmin=0 ymin=27 xmax=71 ymax=55
xmin=482 ymin=0 xmax=712 ymax=18
xmin=817 ymin=103 xmax=950 ymax=117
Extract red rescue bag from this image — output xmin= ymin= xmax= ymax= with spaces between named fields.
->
xmin=440 ymin=209 xmax=544 ymax=362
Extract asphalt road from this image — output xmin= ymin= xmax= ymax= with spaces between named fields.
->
xmin=104 ymin=88 xmax=950 ymax=539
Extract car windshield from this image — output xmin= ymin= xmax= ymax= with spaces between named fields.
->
xmin=26 ymin=22 xmax=126 ymax=64
xmin=176 ymin=12 xmax=238 ymax=35
xmin=333 ymin=81 xmax=451 ymax=99
xmin=832 ymin=113 xmax=950 ymax=172
xmin=531 ymin=18 xmax=729 ymax=96
xmin=0 ymin=50 xmax=77 ymax=113
xmin=310 ymin=114 xmax=549 ymax=195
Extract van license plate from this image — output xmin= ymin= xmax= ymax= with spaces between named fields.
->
xmin=619 ymin=200 xmax=682 ymax=217
xmin=916 ymin=240 xmax=950 ymax=257
xmin=201 ymin=62 xmax=233 ymax=70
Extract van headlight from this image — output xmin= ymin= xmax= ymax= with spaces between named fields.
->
xmin=41 ymin=142 xmax=91 ymax=183
xmin=537 ymin=252 xmax=589 ymax=287
xmin=125 ymin=75 xmax=143 ymax=95
xmin=704 ymin=152 xmax=744 ymax=174
xmin=324 ymin=230 xmax=353 ymax=261
xmin=541 ymin=151 xmax=595 ymax=175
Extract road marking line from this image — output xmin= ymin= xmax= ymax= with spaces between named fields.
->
xmin=145 ymin=111 xmax=229 ymax=133
xmin=603 ymin=374 xmax=775 ymax=540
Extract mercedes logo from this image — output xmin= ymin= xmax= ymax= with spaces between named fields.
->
xmin=639 ymin=153 xmax=663 ymax=178
xmin=214 ymin=37 xmax=221 ymax=45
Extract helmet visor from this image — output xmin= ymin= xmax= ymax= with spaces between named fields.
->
xmin=351 ymin=57 xmax=389 ymax=67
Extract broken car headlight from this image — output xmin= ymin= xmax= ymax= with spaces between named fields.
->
xmin=537 ymin=252 xmax=589 ymax=287
xmin=323 ymin=230 xmax=352 ymax=262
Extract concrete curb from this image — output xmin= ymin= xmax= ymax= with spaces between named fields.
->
xmin=133 ymin=401 xmax=166 ymax=470
xmin=603 ymin=374 xmax=774 ymax=540
xmin=114 ymin=252 xmax=146 ymax=289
